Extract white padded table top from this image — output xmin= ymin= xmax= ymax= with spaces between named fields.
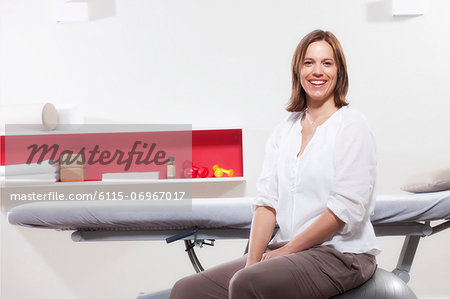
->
xmin=7 ymin=197 xmax=254 ymax=231
xmin=7 ymin=191 xmax=450 ymax=231
xmin=371 ymin=190 xmax=450 ymax=223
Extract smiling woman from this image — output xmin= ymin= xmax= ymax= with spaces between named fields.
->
xmin=287 ymin=29 xmax=349 ymax=112
xmin=170 ymin=30 xmax=379 ymax=299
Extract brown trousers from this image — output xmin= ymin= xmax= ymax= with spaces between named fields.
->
xmin=170 ymin=245 xmax=377 ymax=299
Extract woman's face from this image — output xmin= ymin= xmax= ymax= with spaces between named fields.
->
xmin=300 ymin=41 xmax=338 ymax=105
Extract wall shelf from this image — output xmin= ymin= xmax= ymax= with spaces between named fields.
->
xmin=2 ymin=177 xmax=246 ymax=188
xmin=1 ymin=127 xmax=245 ymax=184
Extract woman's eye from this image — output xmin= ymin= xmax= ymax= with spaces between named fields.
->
xmin=323 ymin=61 xmax=332 ymax=66
xmin=304 ymin=61 xmax=312 ymax=65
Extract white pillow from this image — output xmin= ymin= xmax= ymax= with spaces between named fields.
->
xmin=401 ymin=167 xmax=450 ymax=193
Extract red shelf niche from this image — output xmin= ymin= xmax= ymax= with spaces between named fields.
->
xmin=0 ymin=129 xmax=244 ymax=180
xmin=192 ymin=129 xmax=243 ymax=178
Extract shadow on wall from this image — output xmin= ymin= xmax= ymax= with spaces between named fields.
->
xmin=68 ymin=0 xmax=116 ymax=21
xmin=367 ymin=0 xmax=422 ymax=22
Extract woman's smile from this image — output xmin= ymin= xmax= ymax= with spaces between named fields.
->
xmin=308 ymin=80 xmax=327 ymax=88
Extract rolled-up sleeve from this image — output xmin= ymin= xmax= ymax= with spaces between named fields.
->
xmin=326 ymin=117 xmax=377 ymax=235
xmin=252 ymin=123 xmax=284 ymax=212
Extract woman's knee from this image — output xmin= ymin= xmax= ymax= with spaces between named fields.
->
xmin=170 ymin=274 xmax=204 ymax=299
xmin=229 ymin=267 xmax=272 ymax=298
xmin=229 ymin=268 xmax=255 ymax=297
xmin=170 ymin=276 xmax=190 ymax=299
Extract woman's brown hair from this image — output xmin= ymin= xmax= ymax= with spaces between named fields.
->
xmin=286 ymin=30 xmax=349 ymax=112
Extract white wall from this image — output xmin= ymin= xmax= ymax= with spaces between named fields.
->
xmin=1 ymin=0 xmax=450 ymax=298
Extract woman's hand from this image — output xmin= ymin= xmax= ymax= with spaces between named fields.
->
xmin=261 ymin=245 xmax=294 ymax=261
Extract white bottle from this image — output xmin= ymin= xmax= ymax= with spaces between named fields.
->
xmin=167 ymin=157 xmax=176 ymax=179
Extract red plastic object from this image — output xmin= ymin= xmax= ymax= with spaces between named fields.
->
xmin=193 ymin=165 xmax=209 ymax=178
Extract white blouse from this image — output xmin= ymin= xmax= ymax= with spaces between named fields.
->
xmin=254 ymin=106 xmax=380 ymax=255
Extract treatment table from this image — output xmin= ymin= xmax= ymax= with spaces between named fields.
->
xmin=7 ymin=190 xmax=450 ymax=298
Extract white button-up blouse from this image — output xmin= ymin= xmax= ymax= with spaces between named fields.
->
xmin=254 ymin=106 xmax=380 ymax=255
